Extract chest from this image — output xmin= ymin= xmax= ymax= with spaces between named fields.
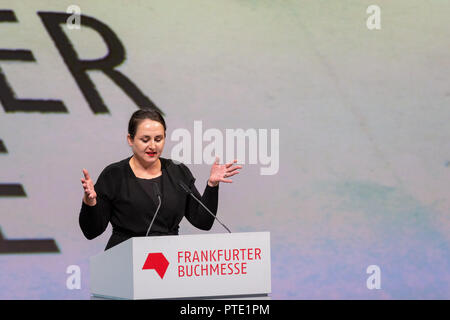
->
xmin=114 ymin=174 xmax=186 ymax=218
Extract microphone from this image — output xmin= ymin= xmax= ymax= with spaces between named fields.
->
xmin=146 ymin=183 xmax=162 ymax=237
xmin=178 ymin=181 xmax=231 ymax=233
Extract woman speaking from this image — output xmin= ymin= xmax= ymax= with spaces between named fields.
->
xmin=79 ymin=109 xmax=242 ymax=250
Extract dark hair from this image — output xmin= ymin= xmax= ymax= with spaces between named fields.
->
xmin=128 ymin=109 xmax=166 ymax=139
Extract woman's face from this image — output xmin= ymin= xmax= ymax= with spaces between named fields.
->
xmin=127 ymin=119 xmax=165 ymax=166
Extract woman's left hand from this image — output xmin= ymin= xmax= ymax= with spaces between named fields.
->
xmin=208 ymin=157 xmax=242 ymax=187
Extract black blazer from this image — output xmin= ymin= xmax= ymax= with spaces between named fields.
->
xmin=79 ymin=157 xmax=219 ymax=250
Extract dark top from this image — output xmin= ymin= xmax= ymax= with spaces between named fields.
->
xmin=136 ymin=175 xmax=162 ymax=200
xmin=79 ymin=157 xmax=219 ymax=250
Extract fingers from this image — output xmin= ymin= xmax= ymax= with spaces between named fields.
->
xmin=225 ymin=170 xmax=240 ymax=178
xmin=81 ymin=182 xmax=91 ymax=194
xmin=80 ymin=177 xmax=92 ymax=189
xmin=83 ymin=188 xmax=96 ymax=199
xmin=81 ymin=169 xmax=97 ymax=203
xmin=227 ymin=165 xmax=243 ymax=173
xmin=81 ymin=168 xmax=94 ymax=190
xmin=81 ymin=178 xmax=95 ymax=197
xmin=225 ymin=159 xmax=238 ymax=168
xmin=220 ymin=169 xmax=241 ymax=183
xmin=82 ymin=168 xmax=91 ymax=180
xmin=219 ymin=160 xmax=242 ymax=183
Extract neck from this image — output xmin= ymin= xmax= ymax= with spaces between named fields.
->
xmin=131 ymin=156 xmax=161 ymax=174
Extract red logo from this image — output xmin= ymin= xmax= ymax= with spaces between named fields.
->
xmin=142 ymin=252 xmax=169 ymax=279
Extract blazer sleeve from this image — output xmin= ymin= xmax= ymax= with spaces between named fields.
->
xmin=181 ymin=165 xmax=219 ymax=230
xmin=79 ymin=167 xmax=115 ymax=240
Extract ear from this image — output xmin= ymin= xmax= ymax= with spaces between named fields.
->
xmin=127 ymin=134 xmax=133 ymax=146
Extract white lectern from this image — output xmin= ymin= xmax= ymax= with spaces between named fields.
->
xmin=90 ymin=232 xmax=271 ymax=299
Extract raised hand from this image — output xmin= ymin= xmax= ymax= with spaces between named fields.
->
xmin=208 ymin=157 xmax=242 ymax=187
xmin=81 ymin=168 xmax=97 ymax=206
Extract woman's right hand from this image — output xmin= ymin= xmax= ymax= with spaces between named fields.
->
xmin=81 ymin=169 xmax=97 ymax=206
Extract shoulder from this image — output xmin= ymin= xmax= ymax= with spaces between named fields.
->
xmin=160 ymin=157 xmax=195 ymax=181
xmin=99 ymin=157 xmax=130 ymax=179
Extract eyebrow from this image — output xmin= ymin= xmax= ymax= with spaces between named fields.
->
xmin=141 ymin=135 xmax=163 ymax=138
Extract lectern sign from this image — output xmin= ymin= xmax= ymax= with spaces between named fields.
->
xmin=142 ymin=252 xmax=169 ymax=279
xmin=177 ymin=247 xmax=261 ymax=278
xmin=90 ymin=232 xmax=271 ymax=299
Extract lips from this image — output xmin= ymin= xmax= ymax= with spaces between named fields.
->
xmin=146 ymin=151 xmax=157 ymax=157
